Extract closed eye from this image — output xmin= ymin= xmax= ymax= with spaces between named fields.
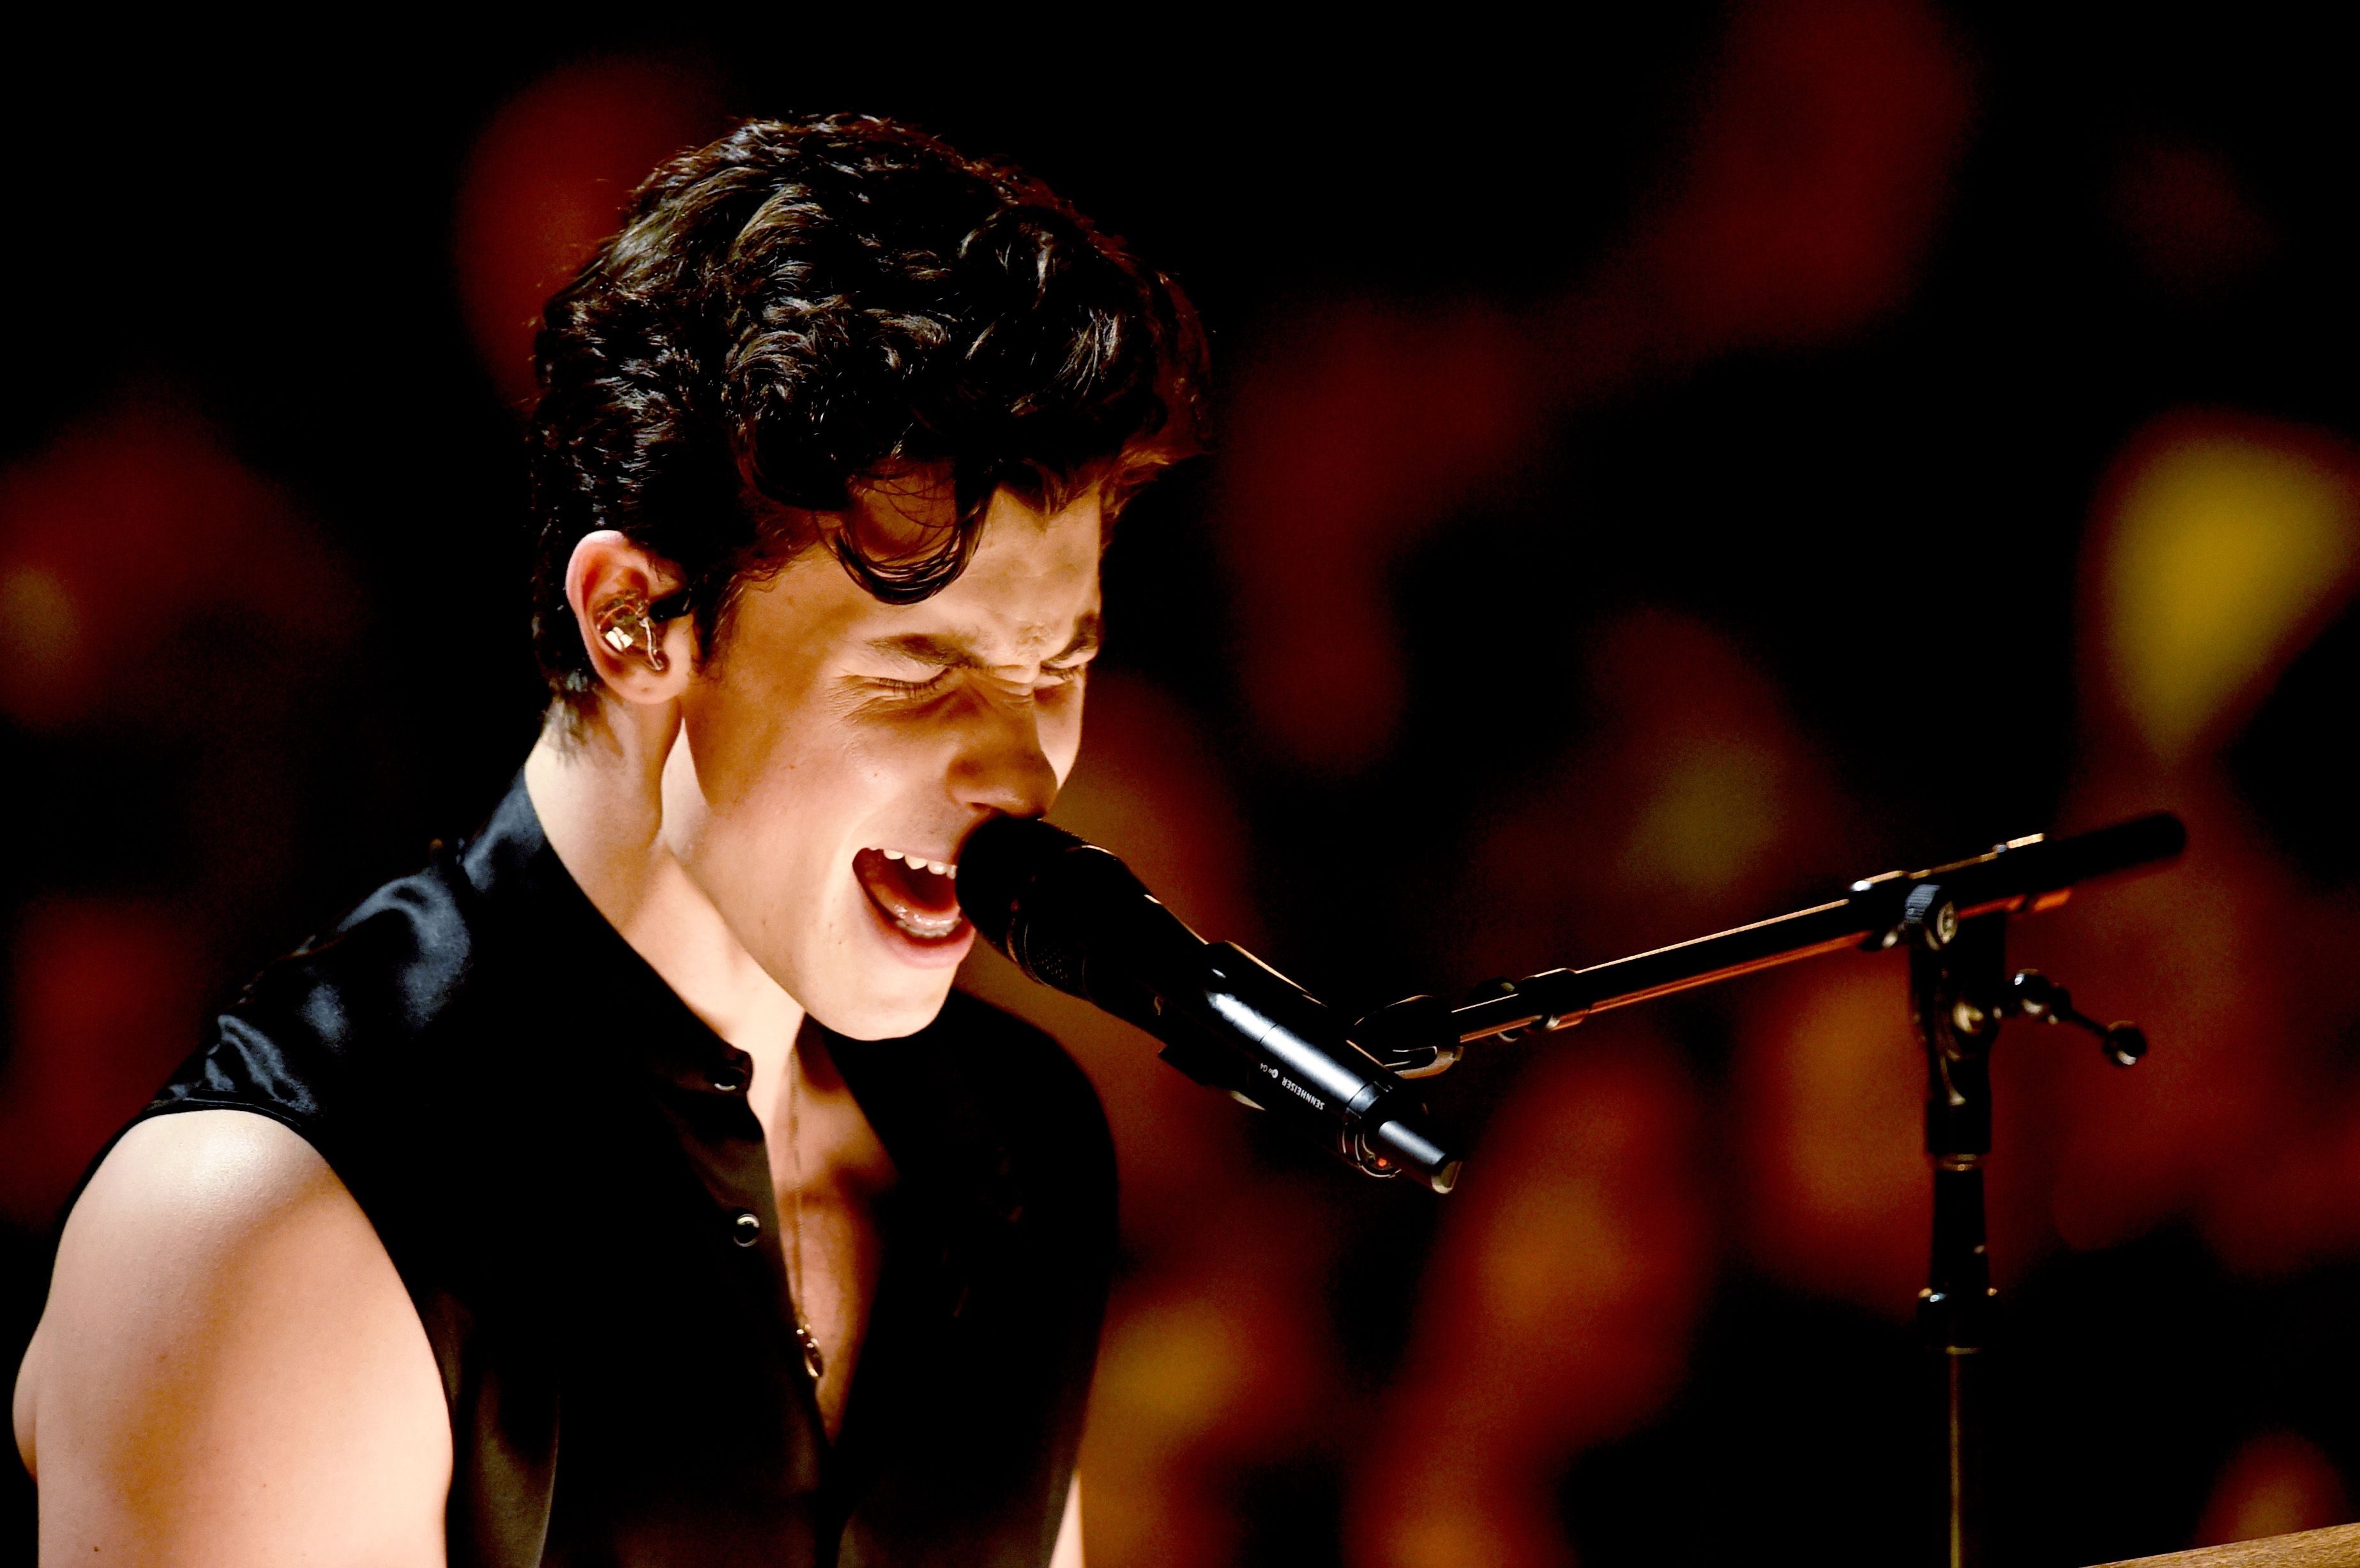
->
xmin=866 ymin=662 xmax=1081 ymax=701
xmin=870 ymin=668 xmax=957 ymax=697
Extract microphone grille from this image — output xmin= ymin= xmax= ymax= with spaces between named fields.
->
xmin=957 ymin=815 xmax=1086 ymax=953
xmin=1015 ymin=924 xmax=1091 ymax=995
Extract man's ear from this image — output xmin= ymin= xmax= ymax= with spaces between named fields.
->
xmin=564 ymin=530 xmax=695 ymax=706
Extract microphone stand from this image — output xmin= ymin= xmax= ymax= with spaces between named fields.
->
xmin=1353 ymin=814 xmax=2185 ymax=1568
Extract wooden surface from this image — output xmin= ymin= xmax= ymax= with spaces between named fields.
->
xmin=2092 ymin=1523 xmax=2360 ymax=1566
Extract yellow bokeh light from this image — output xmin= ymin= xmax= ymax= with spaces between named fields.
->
xmin=2102 ymin=428 xmax=2358 ymax=764
xmin=1620 ymin=735 xmax=1787 ymax=898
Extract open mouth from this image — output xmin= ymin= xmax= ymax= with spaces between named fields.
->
xmin=852 ymin=847 xmax=968 ymax=944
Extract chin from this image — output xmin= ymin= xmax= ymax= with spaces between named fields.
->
xmin=800 ymin=970 xmax=958 ymax=1042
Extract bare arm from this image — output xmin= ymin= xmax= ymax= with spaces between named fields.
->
xmin=12 ymin=1109 xmax=451 ymax=1567
xmin=1050 ymin=1474 xmax=1084 ymax=1568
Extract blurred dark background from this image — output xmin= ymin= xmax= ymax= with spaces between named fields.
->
xmin=8 ymin=7 xmax=2360 ymax=1562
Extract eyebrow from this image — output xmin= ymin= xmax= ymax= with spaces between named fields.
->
xmin=865 ymin=612 xmax=1103 ymax=670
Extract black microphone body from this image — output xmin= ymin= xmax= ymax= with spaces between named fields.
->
xmin=959 ymin=817 xmax=1464 ymax=1193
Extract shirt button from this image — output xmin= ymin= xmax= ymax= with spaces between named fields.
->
xmin=710 ymin=1066 xmax=747 ymax=1094
xmin=730 ymin=1210 xmax=762 ymax=1247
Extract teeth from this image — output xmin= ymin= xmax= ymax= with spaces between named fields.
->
xmin=867 ymin=848 xmax=960 ymax=878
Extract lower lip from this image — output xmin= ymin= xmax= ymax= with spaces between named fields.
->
xmin=858 ymin=886 xmax=976 ymax=970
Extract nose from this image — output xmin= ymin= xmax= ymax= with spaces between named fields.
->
xmin=947 ymin=691 xmax=1060 ymax=821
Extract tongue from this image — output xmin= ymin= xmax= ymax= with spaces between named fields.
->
xmin=853 ymin=849 xmax=962 ymax=930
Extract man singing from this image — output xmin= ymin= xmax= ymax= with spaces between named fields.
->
xmin=11 ymin=114 xmax=1202 ymax=1565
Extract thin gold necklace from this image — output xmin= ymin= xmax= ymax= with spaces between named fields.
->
xmin=786 ymin=1039 xmax=825 ymax=1383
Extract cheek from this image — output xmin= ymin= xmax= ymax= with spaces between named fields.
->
xmin=679 ymin=682 xmax=953 ymax=863
xmin=687 ymin=667 xmax=891 ymax=813
xmin=681 ymin=674 xmax=803 ymax=817
xmin=676 ymin=689 xmax=850 ymax=880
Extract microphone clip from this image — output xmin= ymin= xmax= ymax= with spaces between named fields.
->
xmin=1349 ymin=993 xmax=1467 ymax=1079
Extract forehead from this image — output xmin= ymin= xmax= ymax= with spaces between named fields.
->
xmin=743 ymin=485 xmax=1105 ymax=661
xmin=918 ymin=488 xmax=1105 ymax=652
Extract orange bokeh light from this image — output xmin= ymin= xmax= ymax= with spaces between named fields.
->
xmin=452 ymin=57 xmax=726 ymax=407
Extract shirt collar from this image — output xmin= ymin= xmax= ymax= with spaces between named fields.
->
xmin=453 ymin=770 xmax=1020 ymax=1232
xmin=459 ymin=770 xmax=752 ymax=1096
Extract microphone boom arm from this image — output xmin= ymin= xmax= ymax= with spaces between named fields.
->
xmin=1354 ymin=812 xmax=2187 ymax=1069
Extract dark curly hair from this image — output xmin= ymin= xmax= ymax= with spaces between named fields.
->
xmin=527 ymin=113 xmax=1205 ymax=721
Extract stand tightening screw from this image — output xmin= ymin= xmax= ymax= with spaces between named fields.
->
xmin=2008 ymin=970 xmax=2149 ymax=1068
xmin=2099 ymin=1023 xmax=2147 ymax=1067
xmin=1901 ymin=884 xmax=1957 ymax=950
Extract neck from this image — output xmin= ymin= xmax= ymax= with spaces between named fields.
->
xmin=524 ymin=704 xmax=808 ymax=1069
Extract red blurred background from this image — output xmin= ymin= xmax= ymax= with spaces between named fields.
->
xmin=8 ymin=8 xmax=2360 ymax=1563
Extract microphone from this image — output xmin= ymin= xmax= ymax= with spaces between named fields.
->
xmin=957 ymin=817 xmax=1464 ymax=1193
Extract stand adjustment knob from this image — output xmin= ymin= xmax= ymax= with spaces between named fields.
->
xmin=2099 ymin=1022 xmax=2147 ymax=1067
xmin=2008 ymin=970 xmax=2148 ymax=1067
xmin=1899 ymin=882 xmax=1958 ymax=950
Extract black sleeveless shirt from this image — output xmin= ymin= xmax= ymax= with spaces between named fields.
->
xmin=128 ymin=775 xmax=1117 ymax=1567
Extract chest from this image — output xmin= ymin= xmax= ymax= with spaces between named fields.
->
xmin=764 ymin=1103 xmax=895 ymax=1439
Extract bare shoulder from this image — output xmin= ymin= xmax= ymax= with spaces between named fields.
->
xmin=13 ymin=1108 xmax=450 ymax=1567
